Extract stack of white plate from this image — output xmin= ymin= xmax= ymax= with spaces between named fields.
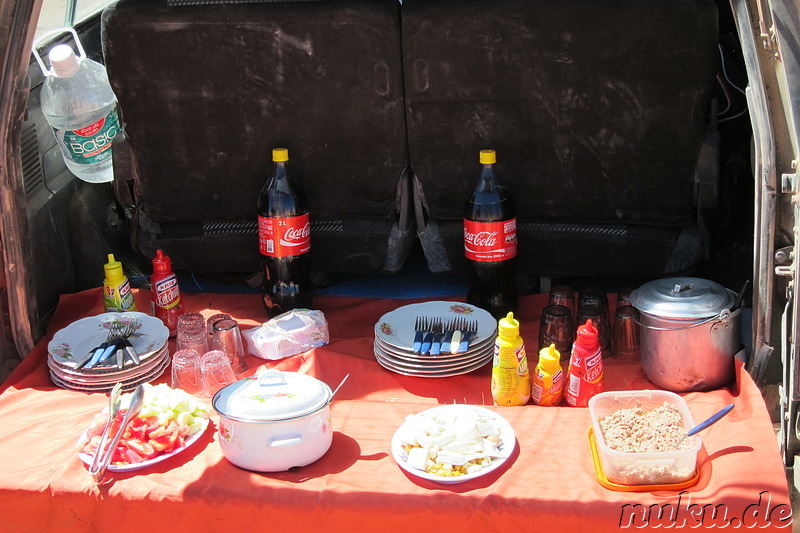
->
xmin=373 ymin=301 xmax=497 ymax=378
xmin=47 ymin=312 xmax=170 ymax=393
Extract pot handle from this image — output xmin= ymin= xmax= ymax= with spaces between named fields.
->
xmin=634 ymin=310 xmax=732 ymax=332
xmin=268 ymin=433 xmax=304 ymax=449
xmin=258 ymin=369 xmax=287 ymax=388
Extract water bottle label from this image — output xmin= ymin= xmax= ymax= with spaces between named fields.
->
xmin=55 ymin=109 xmax=120 ymax=166
xmin=258 ymin=213 xmax=311 ymax=257
xmin=463 ymin=218 xmax=517 ymax=262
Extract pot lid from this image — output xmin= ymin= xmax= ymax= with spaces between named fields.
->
xmin=629 ymin=277 xmax=735 ymax=319
xmin=212 ymin=370 xmax=332 ymax=422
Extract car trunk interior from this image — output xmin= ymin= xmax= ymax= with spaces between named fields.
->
xmin=1 ymin=0 xmax=797 ymax=505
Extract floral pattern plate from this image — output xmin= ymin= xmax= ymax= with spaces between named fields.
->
xmin=374 ymin=334 xmax=493 ymax=362
xmin=374 ymin=341 xmax=491 ymax=371
xmin=48 ymin=346 xmax=170 ymax=388
xmin=374 ymin=301 xmax=496 ymax=351
xmin=48 ymin=312 xmax=169 ymax=370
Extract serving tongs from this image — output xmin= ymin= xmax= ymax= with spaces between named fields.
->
xmin=88 ymin=384 xmax=145 ymax=484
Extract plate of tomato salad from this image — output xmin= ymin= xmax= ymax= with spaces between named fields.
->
xmin=77 ymin=383 xmax=211 ymax=472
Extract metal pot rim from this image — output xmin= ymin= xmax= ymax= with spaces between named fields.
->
xmin=636 ymin=305 xmax=742 ymax=331
xmin=630 ymin=278 xmax=736 ymax=319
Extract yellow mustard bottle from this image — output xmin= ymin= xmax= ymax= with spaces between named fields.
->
xmin=531 ymin=344 xmax=565 ymax=406
xmin=491 ymin=312 xmax=531 ymax=406
xmin=103 ymin=253 xmax=136 ymax=312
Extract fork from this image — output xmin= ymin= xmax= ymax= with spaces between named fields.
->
xmin=440 ymin=318 xmax=460 ymax=354
xmin=97 ymin=321 xmax=141 ymax=368
xmin=457 ymin=320 xmax=478 ymax=354
xmin=448 ymin=318 xmax=465 ymax=355
xmin=420 ymin=318 xmax=440 ymax=355
xmin=429 ymin=320 xmax=447 ymax=356
xmin=412 ymin=316 xmax=428 ymax=354
xmin=77 ymin=324 xmax=124 ymax=369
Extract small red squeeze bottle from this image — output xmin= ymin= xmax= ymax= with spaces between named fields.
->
xmin=151 ymin=250 xmax=185 ymax=337
xmin=564 ymin=319 xmax=605 ymax=407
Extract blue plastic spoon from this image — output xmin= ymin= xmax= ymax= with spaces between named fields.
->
xmin=676 ymin=403 xmax=734 ymax=448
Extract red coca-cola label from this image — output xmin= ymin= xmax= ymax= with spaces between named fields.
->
xmin=258 ymin=213 xmax=311 ymax=257
xmin=463 ymin=218 xmax=517 ymax=262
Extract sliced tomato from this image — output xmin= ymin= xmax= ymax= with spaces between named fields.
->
xmin=123 ymin=448 xmax=144 ymax=464
xmin=125 ymin=438 xmax=157 ymax=459
xmin=147 ymin=426 xmax=167 ymax=440
xmin=149 ymin=428 xmax=179 ymax=453
xmin=127 ymin=417 xmax=150 ymax=441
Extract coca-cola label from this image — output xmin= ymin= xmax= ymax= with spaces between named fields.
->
xmin=463 ymin=218 xmax=517 ymax=262
xmin=153 ymin=274 xmax=181 ymax=309
xmin=258 ymin=213 xmax=311 ymax=257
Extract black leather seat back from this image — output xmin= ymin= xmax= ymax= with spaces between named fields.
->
xmin=402 ymin=0 xmax=718 ymax=278
xmin=102 ymin=0 xmax=411 ymax=276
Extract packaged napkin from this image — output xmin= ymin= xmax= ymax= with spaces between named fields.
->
xmin=243 ymin=309 xmax=329 ymax=360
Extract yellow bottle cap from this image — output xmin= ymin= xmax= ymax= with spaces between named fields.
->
xmin=103 ymin=254 xmax=125 ymax=283
xmin=498 ymin=312 xmax=519 ymax=337
xmin=479 ymin=149 xmax=496 ymax=165
xmin=272 ymin=148 xmax=289 ymax=162
xmin=538 ymin=344 xmax=561 ymax=369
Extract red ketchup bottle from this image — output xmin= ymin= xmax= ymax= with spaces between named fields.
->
xmin=150 ymin=249 xmax=185 ymax=337
xmin=257 ymin=148 xmax=313 ymax=317
xmin=463 ymin=149 xmax=518 ymax=318
xmin=565 ymin=319 xmax=605 ymax=407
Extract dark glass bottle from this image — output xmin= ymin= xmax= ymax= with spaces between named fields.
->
xmin=257 ymin=148 xmax=313 ymax=317
xmin=464 ymin=149 xmax=518 ymax=318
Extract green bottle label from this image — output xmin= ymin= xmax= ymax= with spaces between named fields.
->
xmin=55 ymin=109 xmax=120 ymax=166
xmin=104 ymin=277 xmax=136 ymax=312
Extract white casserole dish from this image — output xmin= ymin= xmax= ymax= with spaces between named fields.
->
xmin=212 ymin=369 xmax=333 ymax=472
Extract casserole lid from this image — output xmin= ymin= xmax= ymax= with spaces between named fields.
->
xmin=212 ymin=370 xmax=332 ymax=422
xmin=629 ymin=277 xmax=735 ymax=319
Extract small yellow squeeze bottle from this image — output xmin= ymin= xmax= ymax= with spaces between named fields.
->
xmin=531 ymin=344 xmax=565 ymax=406
xmin=103 ymin=253 xmax=136 ymax=312
xmin=491 ymin=312 xmax=531 ymax=406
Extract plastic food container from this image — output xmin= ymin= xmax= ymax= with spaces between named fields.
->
xmin=588 ymin=390 xmax=701 ymax=486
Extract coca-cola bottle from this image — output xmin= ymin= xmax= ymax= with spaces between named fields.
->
xmin=464 ymin=149 xmax=518 ymax=318
xmin=257 ymin=148 xmax=313 ymax=316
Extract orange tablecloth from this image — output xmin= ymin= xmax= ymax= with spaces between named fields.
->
xmin=0 ymin=289 xmax=792 ymax=532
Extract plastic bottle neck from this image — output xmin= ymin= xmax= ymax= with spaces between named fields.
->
xmin=152 ymin=250 xmax=173 ymax=276
xmin=575 ymin=321 xmax=600 ymax=351
xmin=270 ymin=162 xmax=291 ymax=190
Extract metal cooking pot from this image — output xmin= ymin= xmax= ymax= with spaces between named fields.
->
xmin=629 ymin=277 xmax=743 ymax=392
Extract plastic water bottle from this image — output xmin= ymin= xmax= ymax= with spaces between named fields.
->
xmin=33 ymin=28 xmax=121 ymax=183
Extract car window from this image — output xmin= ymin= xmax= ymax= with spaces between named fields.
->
xmin=36 ymin=0 xmax=111 ymax=38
